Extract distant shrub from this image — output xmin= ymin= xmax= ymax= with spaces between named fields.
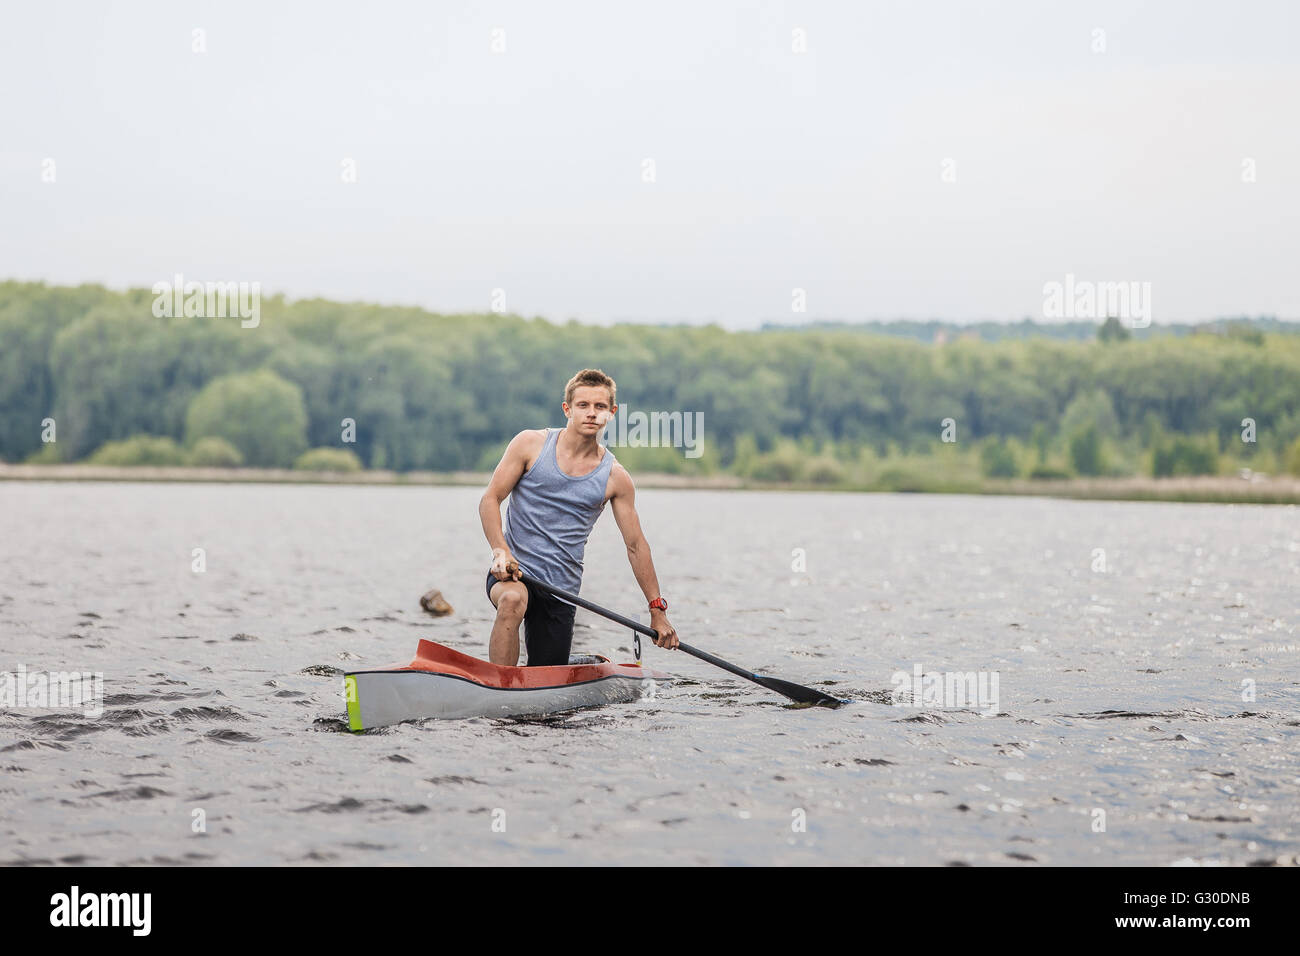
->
xmin=745 ymin=442 xmax=804 ymax=482
xmin=1097 ymin=316 xmax=1131 ymax=343
xmin=88 ymin=435 xmax=187 ymax=466
xmin=475 ymin=442 xmax=507 ymax=471
xmin=23 ymin=442 xmax=64 ymax=464
xmin=608 ymin=444 xmax=686 ymax=475
xmin=1068 ymin=425 xmax=1105 ymax=476
xmin=874 ymin=466 xmax=933 ymax=492
xmin=293 ymin=447 xmax=363 ymax=472
xmin=1028 ymin=465 xmax=1072 ymax=480
xmin=804 ymin=456 xmax=846 ymax=484
xmin=1285 ymin=437 xmax=1300 ymax=476
xmin=185 ymin=369 xmax=308 ymax=468
xmin=1226 ymin=325 xmax=1265 ymax=346
xmin=1151 ymin=435 xmax=1219 ymax=477
xmin=187 ymin=436 xmax=244 ymax=468
xmin=728 ymin=433 xmax=759 ymax=473
xmin=979 ymin=439 xmax=1021 ymax=478
xmin=1060 ymin=390 xmax=1119 ymax=440
xmin=747 ymin=456 xmax=801 ymax=482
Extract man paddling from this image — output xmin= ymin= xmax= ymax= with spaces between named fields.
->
xmin=480 ymin=368 xmax=679 ymax=666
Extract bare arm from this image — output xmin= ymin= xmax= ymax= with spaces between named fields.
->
xmin=609 ymin=464 xmax=678 ymax=648
xmin=479 ymin=430 xmax=544 ymax=572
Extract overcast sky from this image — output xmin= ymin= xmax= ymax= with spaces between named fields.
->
xmin=1 ymin=0 xmax=1296 ymax=328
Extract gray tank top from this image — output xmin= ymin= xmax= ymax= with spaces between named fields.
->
xmin=505 ymin=428 xmax=617 ymax=593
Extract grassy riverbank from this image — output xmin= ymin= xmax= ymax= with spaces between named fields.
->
xmin=4 ymin=463 xmax=1297 ymax=504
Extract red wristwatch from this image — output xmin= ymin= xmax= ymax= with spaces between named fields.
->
xmin=648 ymin=597 xmax=668 ymax=612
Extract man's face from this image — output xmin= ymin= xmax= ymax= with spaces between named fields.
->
xmin=564 ymin=386 xmax=615 ymax=435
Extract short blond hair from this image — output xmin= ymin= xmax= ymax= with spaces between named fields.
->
xmin=563 ymin=368 xmax=617 ymax=406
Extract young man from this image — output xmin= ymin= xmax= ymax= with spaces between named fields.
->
xmin=479 ymin=368 xmax=679 ymax=666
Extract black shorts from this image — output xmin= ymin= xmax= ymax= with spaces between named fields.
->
xmin=485 ymin=571 xmax=576 ymax=666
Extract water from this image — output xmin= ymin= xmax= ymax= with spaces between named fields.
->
xmin=1 ymin=481 xmax=1297 ymax=865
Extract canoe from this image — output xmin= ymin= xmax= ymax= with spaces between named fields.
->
xmin=343 ymin=639 xmax=670 ymax=729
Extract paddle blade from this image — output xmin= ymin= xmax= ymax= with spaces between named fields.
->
xmin=752 ymin=674 xmax=845 ymax=709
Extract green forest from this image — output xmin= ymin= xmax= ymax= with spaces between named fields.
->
xmin=3 ymin=280 xmax=1299 ymax=489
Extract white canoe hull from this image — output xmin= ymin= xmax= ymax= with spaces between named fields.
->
xmin=344 ymin=640 xmax=669 ymax=729
xmin=346 ymin=669 xmax=662 ymax=726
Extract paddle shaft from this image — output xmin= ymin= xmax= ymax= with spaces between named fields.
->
xmin=517 ymin=573 xmax=772 ymax=684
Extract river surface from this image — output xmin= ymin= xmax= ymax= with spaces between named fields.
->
xmin=1 ymin=481 xmax=1297 ymax=865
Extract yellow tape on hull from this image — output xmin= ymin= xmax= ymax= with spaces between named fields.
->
xmin=344 ymin=674 xmax=363 ymax=732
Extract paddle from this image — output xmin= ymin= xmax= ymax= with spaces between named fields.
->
xmin=517 ymin=572 xmax=844 ymax=709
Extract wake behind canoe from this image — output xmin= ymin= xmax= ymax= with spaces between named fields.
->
xmin=344 ymin=639 xmax=670 ymax=729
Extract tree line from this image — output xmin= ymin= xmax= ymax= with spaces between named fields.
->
xmin=2 ymin=280 xmax=1298 ymax=480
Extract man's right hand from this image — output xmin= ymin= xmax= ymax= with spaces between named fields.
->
xmin=490 ymin=548 xmax=521 ymax=582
